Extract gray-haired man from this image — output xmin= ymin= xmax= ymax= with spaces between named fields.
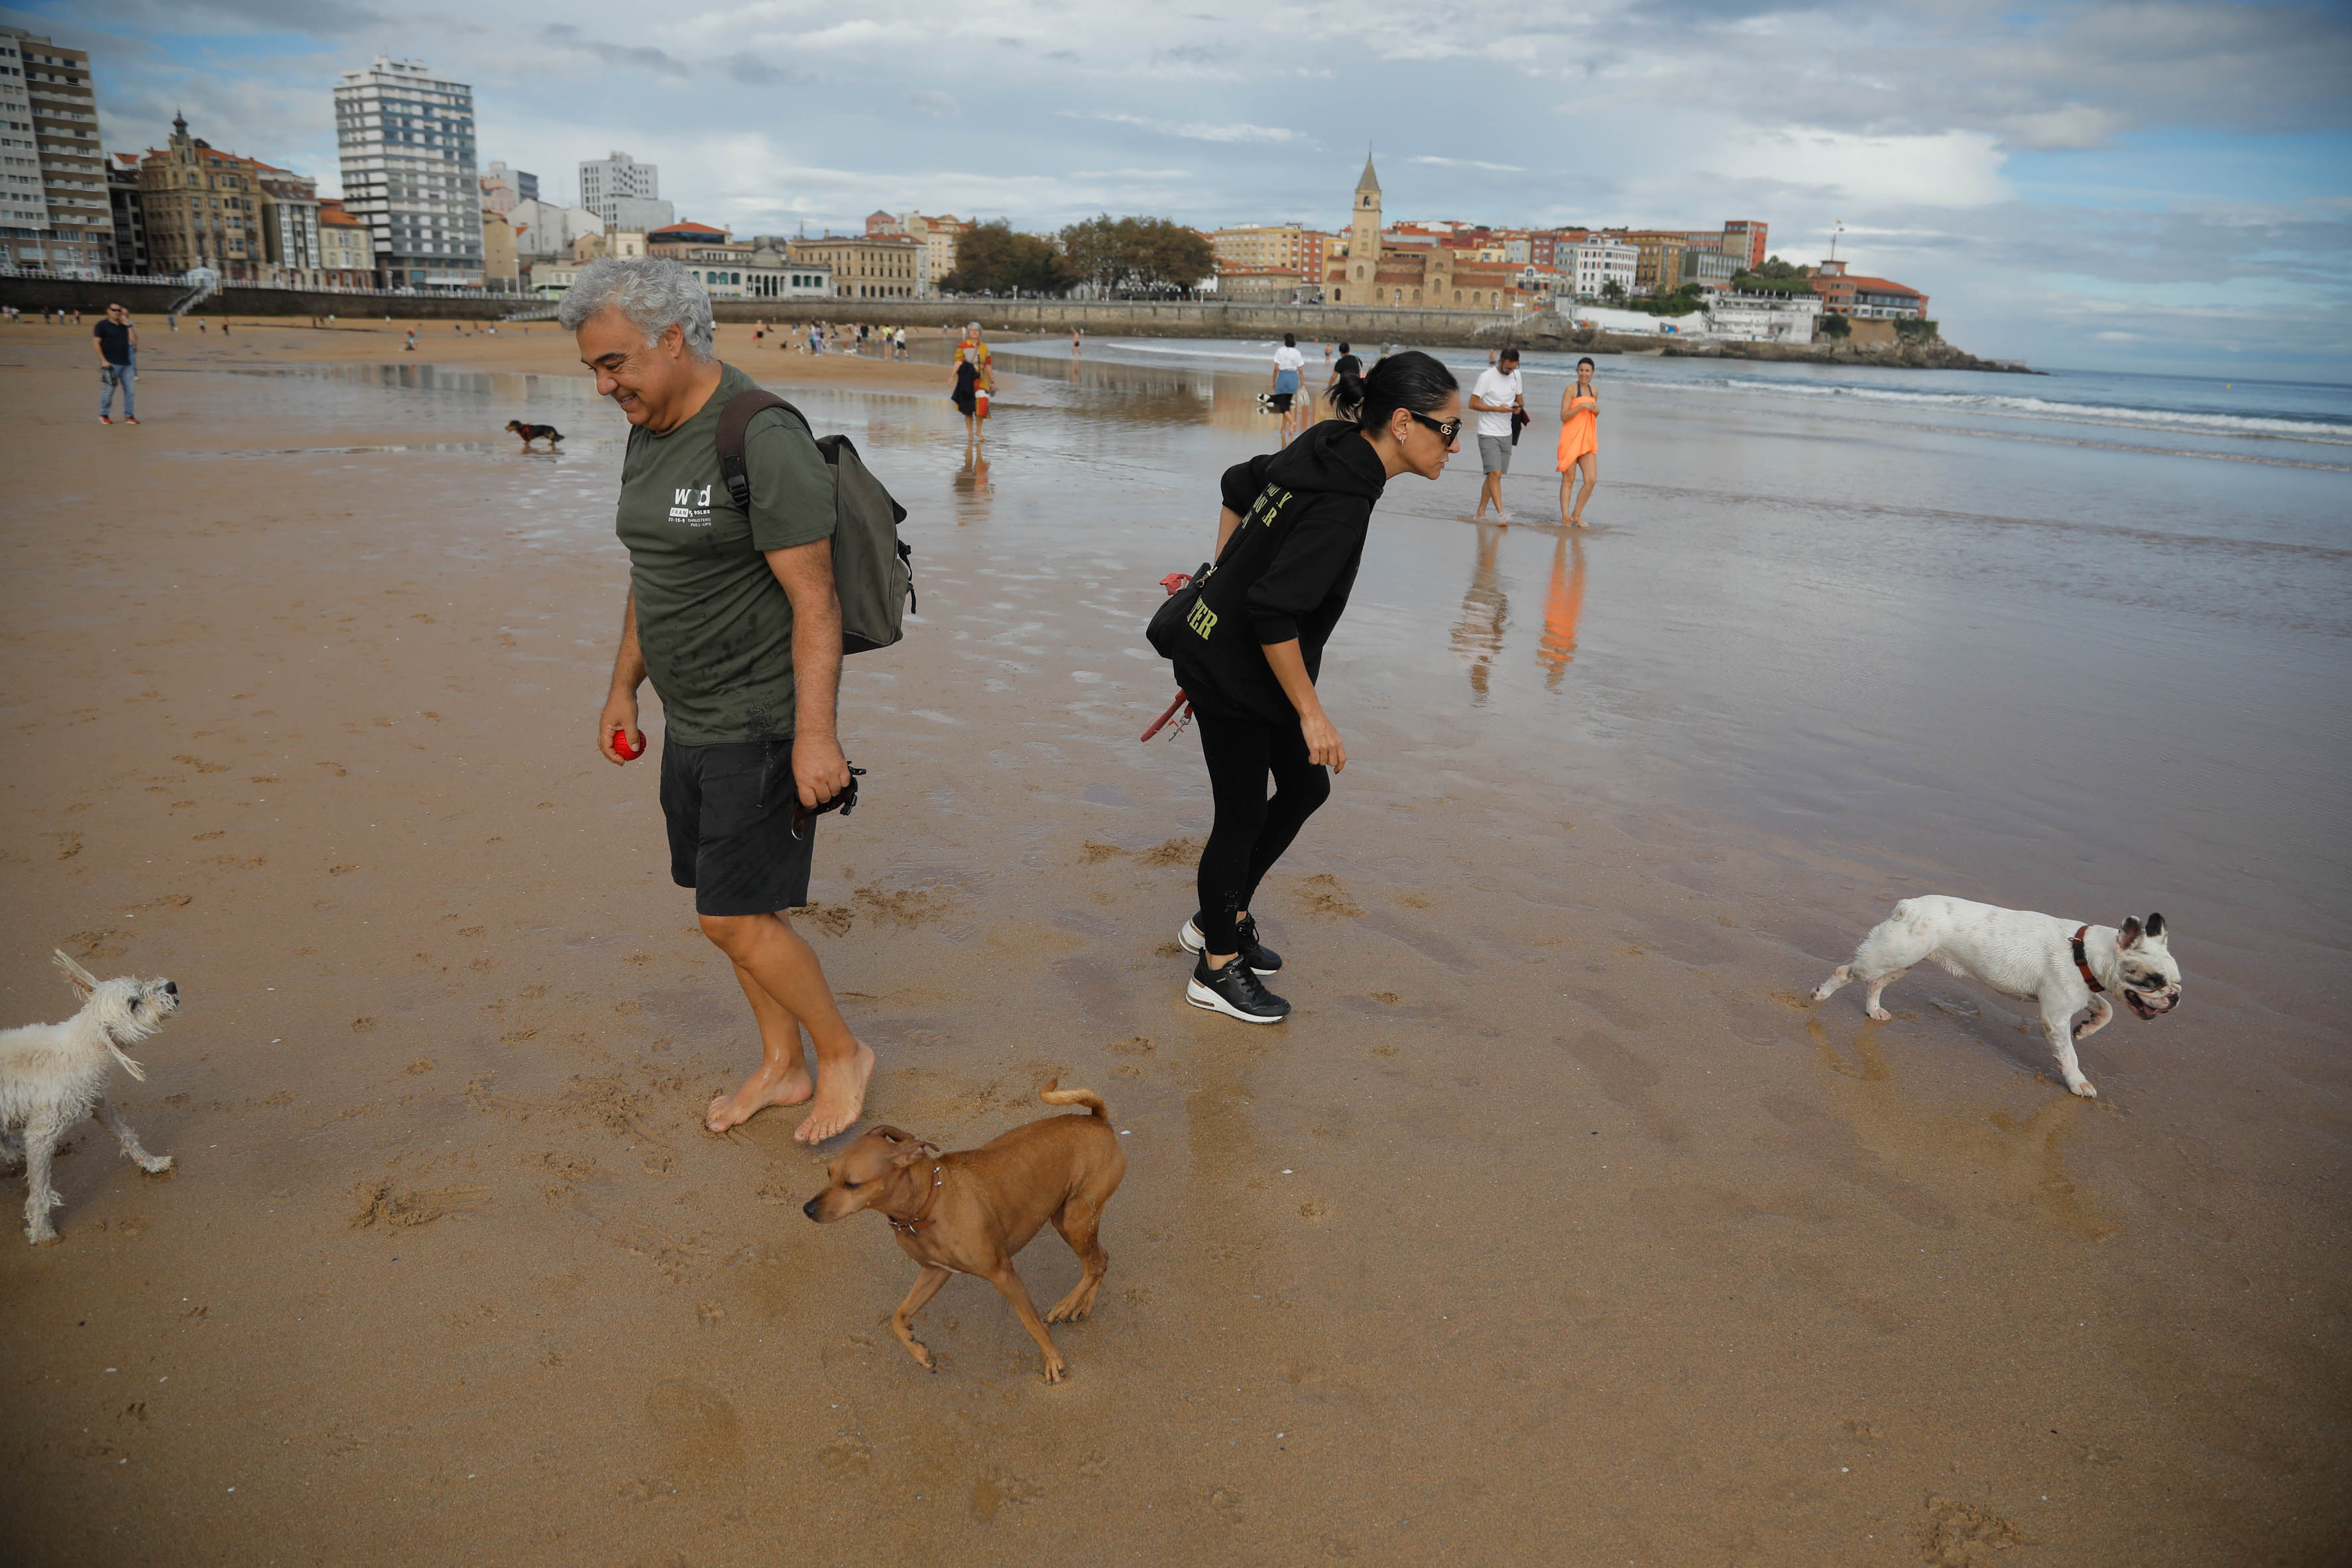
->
xmin=558 ymin=257 xmax=873 ymax=1143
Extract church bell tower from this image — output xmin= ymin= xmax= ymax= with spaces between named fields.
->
xmin=1348 ymin=153 xmax=1382 ymax=294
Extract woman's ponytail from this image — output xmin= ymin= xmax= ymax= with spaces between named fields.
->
xmin=1353 ymin=350 xmax=1459 ymax=432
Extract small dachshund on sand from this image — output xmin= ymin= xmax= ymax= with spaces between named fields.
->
xmin=504 ymin=420 xmax=563 ymax=451
xmin=805 ymin=1082 xmax=1126 ymax=1383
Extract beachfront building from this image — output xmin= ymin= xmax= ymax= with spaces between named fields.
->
xmin=105 ymin=153 xmax=148 ymax=273
xmin=786 ymin=231 xmax=922 ymax=300
xmin=1623 ymin=231 xmax=1690 ymax=294
xmin=0 ymin=25 xmax=109 ymax=276
xmin=479 ymin=161 xmax=535 ymax=215
xmin=1562 ymin=238 xmax=1637 ymax=300
xmin=333 ymin=55 xmax=483 ymax=290
xmin=1706 ymin=289 xmax=1823 ymax=343
xmin=135 ymin=115 xmax=319 ymax=285
xmin=255 ymin=165 xmax=323 ymax=288
xmin=578 ymin=150 xmax=672 ymax=233
xmin=480 ymin=205 xmax=517 ymax=291
xmin=509 ymin=197 xmax=602 ymax=260
xmin=1213 ymin=223 xmax=1329 ymax=298
xmin=0 ymin=35 xmax=49 ymax=264
xmin=1810 ymin=258 xmax=1928 ymax=320
xmin=864 ymin=209 xmax=965 ymax=294
xmin=1324 ymin=157 xmax=1517 ymax=311
xmin=316 ymin=199 xmax=374 ymax=288
xmin=1683 ymin=249 xmax=1741 ymax=289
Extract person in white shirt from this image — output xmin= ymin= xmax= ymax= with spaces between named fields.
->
xmin=1470 ymin=347 xmax=1525 ymax=520
xmin=1269 ymin=332 xmax=1309 ymax=443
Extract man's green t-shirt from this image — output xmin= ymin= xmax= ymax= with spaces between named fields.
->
xmin=617 ymin=363 xmax=836 ymax=745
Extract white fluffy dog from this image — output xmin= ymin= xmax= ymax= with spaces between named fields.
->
xmin=1812 ymin=895 xmax=2180 ymax=1099
xmin=1 ymin=951 xmax=181 ymax=1244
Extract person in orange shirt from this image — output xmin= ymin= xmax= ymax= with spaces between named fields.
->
xmin=1557 ymin=355 xmax=1599 ymax=528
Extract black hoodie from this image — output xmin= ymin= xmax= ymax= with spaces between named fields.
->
xmin=1167 ymin=419 xmax=1389 ymax=725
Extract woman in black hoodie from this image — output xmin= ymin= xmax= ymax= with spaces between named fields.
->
xmin=1165 ymin=351 xmax=1462 ymax=1022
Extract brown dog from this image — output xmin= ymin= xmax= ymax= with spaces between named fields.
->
xmin=803 ymin=1081 xmax=1126 ymax=1383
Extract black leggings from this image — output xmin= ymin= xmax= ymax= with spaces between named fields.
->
xmin=1194 ymin=710 xmax=1331 ymax=956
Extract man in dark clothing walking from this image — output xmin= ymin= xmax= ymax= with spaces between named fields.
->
xmin=94 ymin=302 xmax=137 ymax=425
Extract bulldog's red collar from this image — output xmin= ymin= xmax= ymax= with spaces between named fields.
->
xmin=2071 ymin=926 xmax=2105 ymax=993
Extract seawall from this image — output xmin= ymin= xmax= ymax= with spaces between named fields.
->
xmin=0 ymin=277 xmax=2029 ymax=370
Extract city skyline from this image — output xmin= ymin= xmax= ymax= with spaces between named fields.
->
xmin=6 ymin=0 xmax=2347 ymax=378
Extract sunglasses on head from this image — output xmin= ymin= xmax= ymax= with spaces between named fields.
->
xmin=1407 ymin=410 xmax=1463 ymax=443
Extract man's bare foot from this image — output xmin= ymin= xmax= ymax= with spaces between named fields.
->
xmin=795 ymin=1041 xmax=876 ymax=1144
xmin=706 ymin=1062 xmax=813 ymax=1133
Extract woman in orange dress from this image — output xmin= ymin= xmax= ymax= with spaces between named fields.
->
xmin=1556 ymin=355 xmax=1599 ymax=528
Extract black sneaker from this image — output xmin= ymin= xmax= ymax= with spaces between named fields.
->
xmin=1178 ymin=913 xmax=1283 ymax=974
xmin=1185 ymin=953 xmax=1291 ymax=1024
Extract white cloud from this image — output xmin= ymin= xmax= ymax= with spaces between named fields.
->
xmin=906 ymin=89 xmax=958 ymax=118
xmin=1709 ymin=127 xmax=2012 ymax=209
xmin=1059 ymin=111 xmax=1307 ymax=146
xmin=1411 ymin=156 xmax=1528 ymax=173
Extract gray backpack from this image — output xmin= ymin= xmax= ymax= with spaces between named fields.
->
xmin=716 ymin=389 xmax=914 ymax=654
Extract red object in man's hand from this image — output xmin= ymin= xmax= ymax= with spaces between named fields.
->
xmin=612 ymin=728 xmax=641 ymax=761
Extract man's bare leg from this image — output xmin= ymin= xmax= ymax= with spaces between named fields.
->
xmin=705 ymin=958 xmax=817 ymax=1132
xmin=699 ymin=911 xmax=874 ymax=1143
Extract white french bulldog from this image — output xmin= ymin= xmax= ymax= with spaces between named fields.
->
xmin=1812 ymin=895 xmax=2181 ymax=1098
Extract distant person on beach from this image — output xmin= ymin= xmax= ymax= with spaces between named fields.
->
xmin=1269 ymin=332 xmax=1307 ymax=443
xmin=953 ymin=322 xmax=993 ymax=445
xmin=1163 ymin=351 xmax=1463 ymax=1023
xmin=1470 ymin=347 xmax=1524 ymax=522
xmin=1324 ymin=341 xmax=1364 ymax=420
xmin=93 ymin=302 xmax=137 ymax=425
xmin=558 ymin=256 xmax=873 ymax=1145
xmin=894 ymin=325 xmax=908 ymax=359
xmin=1557 ymin=356 xmax=1599 ymax=528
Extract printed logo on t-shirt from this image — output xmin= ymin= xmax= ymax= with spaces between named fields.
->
xmin=669 ymin=482 xmax=715 ymax=528
xmin=1251 ymin=484 xmax=1293 ymax=528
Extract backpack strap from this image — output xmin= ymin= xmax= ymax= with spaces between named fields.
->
xmin=715 ymin=388 xmax=816 ymax=510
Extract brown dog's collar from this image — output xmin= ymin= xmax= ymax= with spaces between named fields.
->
xmin=887 ymin=1163 xmax=945 ymax=1236
xmin=2071 ymin=926 xmax=2105 ymax=993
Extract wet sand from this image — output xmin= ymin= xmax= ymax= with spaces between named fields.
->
xmin=1 ymin=318 xmax=2346 ymax=1565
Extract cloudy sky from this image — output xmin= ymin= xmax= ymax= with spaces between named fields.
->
xmin=15 ymin=0 xmax=2350 ymax=378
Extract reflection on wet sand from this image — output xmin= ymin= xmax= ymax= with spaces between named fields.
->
xmin=1807 ymin=1015 xmax=2115 ymax=1239
xmin=1450 ymin=522 xmax=1508 ymax=703
xmin=1537 ymin=533 xmax=1587 ymax=689
xmin=951 ymin=449 xmax=992 ymax=524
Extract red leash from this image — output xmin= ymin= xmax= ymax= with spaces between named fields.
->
xmin=1141 ymin=689 xmax=1190 ymax=742
xmin=1143 ymin=573 xmax=1195 ymax=742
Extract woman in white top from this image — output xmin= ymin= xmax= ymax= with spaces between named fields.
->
xmin=1269 ymin=332 xmax=1309 ymax=443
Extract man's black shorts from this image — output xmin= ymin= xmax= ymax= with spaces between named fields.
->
xmin=660 ymin=736 xmax=815 ymax=917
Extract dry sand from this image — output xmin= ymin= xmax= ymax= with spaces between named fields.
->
xmin=0 ymin=317 xmax=2344 ymax=1565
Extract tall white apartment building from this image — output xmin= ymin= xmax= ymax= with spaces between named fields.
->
xmin=1564 ymin=239 xmax=1638 ymax=300
xmin=0 ymin=25 xmax=110 ymax=276
xmin=333 ymin=55 xmax=482 ymax=290
xmin=0 ymin=33 xmax=48 ymax=243
xmin=578 ymin=150 xmax=671 ymax=231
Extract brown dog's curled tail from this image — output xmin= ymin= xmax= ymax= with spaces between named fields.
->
xmin=1039 ymin=1078 xmax=1109 ymax=1120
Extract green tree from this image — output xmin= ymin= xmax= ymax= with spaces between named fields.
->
xmin=1057 ymin=214 xmax=1214 ymax=296
xmin=939 ymin=219 xmax=1073 ymax=295
xmin=1599 ymin=278 xmax=1626 ymax=305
